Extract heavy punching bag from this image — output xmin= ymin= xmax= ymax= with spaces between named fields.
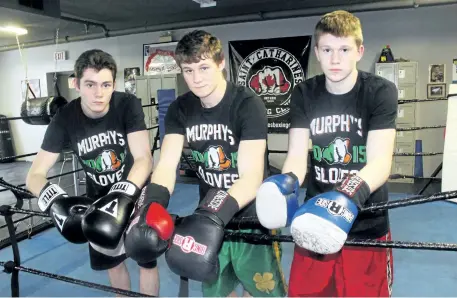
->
xmin=20 ymin=80 xmax=67 ymax=125
xmin=20 ymin=96 xmax=68 ymax=125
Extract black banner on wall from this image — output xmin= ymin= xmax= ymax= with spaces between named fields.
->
xmin=229 ymin=36 xmax=311 ymax=133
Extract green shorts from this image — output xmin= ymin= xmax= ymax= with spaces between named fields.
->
xmin=202 ymin=229 xmax=287 ymax=297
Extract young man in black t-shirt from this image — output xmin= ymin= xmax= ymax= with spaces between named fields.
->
xmin=257 ymin=10 xmax=397 ymax=297
xmin=134 ymin=30 xmax=287 ymax=297
xmin=25 ymin=50 xmax=159 ymax=296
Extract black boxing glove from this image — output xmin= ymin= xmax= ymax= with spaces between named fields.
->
xmin=38 ymin=182 xmax=92 ymax=244
xmin=124 ymin=183 xmax=175 ymax=264
xmin=82 ymin=180 xmax=140 ymax=249
xmin=50 ymin=196 xmax=93 ymax=243
xmin=165 ymin=188 xmax=239 ymax=282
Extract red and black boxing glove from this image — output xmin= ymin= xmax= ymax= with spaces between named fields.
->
xmin=124 ymin=183 xmax=175 ymax=264
xmin=165 ymin=188 xmax=239 ymax=283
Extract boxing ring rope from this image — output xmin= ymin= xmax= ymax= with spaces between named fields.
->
xmin=0 ymin=152 xmax=38 ymax=163
xmin=0 ymin=124 xmax=158 ymax=163
xmin=1 ymin=103 xmax=158 ymax=122
xmin=224 ymin=232 xmax=457 ymax=252
xmin=389 ymin=174 xmax=441 ymax=180
xmin=396 ymin=125 xmax=446 ymax=131
xmin=1 ymin=175 xmax=456 ymax=244
xmin=268 ymin=149 xmax=444 ymax=157
xmin=0 ymin=167 xmax=90 ymax=251
xmin=226 ymin=189 xmax=457 ymax=229
xmin=0 ymin=261 xmax=154 ymax=297
xmin=0 ymin=169 xmax=84 ymax=194
xmin=398 ymin=97 xmax=450 ymax=104
xmin=0 ymin=261 xmax=152 ymax=297
xmin=0 ymin=204 xmax=154 ymax=297
xmin=394 ymin=152 xmax=442 ymax=156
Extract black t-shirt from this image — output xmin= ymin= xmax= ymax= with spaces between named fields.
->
xmin=289 ymin=70 xmax=398 ymax=238
xmin=41 ymin=91 xmax=147 ymax=199
xmin=165 ymin=81 xmax=268 ymax=217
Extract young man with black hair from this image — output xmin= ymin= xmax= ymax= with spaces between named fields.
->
xmin=26 ymin=49 xmax=159 ymax=296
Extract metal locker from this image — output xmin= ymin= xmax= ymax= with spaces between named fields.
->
xmin=375 ymin=63 xmax=398 ymax=86
xmin=149 ymin=78 xmax=163 ymax=103
xmin=162 ymin=76 xmax=178 ymax=90
xmin=398 ymin=62 xmax=418 ymax=85
xmin=397 ymin=103 xmax=415 ymax=124
xmin=397 ymin=84 xmax=417 ymax=101
xmin=396 ymin=123 xmax=415 ymax=144
xmin=395 ymin=141 xmax=416 ymax=153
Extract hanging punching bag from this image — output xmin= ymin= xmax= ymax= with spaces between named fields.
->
xmin=20 ymin=96 xmax=68 ymax=125
xmin=20 ymin=80 xmax=67 ymax=125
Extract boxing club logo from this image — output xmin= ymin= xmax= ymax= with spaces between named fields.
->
xmin=236 ymin=47 xmax=304 ymax=119
xmin=173 ymin=234 xmax=207 ymax=255
xmin=249 ymin=66 xmax=291 ymax=96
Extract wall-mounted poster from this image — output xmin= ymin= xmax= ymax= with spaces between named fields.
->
xmin=124 ymin=67 xmax=140 ymax=95
xmin=229 ymin=36 xmax=311 ymax=133
xmin=143 ymin=42 xmax=180 ymax=76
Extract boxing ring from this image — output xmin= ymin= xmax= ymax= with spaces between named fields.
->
xmin=0 ymin=88 xmax=457 ymax=296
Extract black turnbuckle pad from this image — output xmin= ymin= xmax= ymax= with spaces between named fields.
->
xmin=3 ymin=261 xmax=16 ymax=274
xmin=0 ymin=204 xmax=12 ymax=216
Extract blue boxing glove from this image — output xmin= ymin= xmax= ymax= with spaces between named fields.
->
xmin=291 ymin=174 xmax=370 ymax=254
xmin=256 ymin=173 xmax=300 ymax=229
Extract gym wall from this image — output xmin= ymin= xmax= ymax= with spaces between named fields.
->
xmin=0 ymin=4 xmax=455 ymax=177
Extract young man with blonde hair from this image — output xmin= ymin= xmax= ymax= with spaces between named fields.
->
xmin=256 ymin=10 xmax=397 ymax=296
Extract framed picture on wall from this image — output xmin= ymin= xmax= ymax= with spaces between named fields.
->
xmin=427 ymin=83 xmax=446 ymax=99
xmin=21 ymin=79 xmax=41 ymax=99
xmin=429 ymin=64 xmax=445 ymax=83
xmin=143 ymin=41 xmax=180 ymax=76
xmin=124 ymin=67 xmax=140 ymax=95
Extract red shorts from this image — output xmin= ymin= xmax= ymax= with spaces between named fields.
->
xmin=288 ymin=232 xmax=393 ymax=297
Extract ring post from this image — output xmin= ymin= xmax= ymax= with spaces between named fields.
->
xmin=0 ymin=205 xmax=21 ymax=297
xmin=441 ymin=84 xmax=457 ymax=203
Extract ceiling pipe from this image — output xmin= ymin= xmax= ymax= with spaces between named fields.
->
xmin=110 ymin=13 xmax=263 ymax=37
xmin=60 ymin=15 xmax=109 ymax=36
xmin=0 ymin=0 xmax=456 ymax=52
xmin=262 ymin=0 xmax=457 ymax=19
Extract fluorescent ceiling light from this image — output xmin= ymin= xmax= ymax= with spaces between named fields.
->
xmin=193 ymin=0 xmax=216 ymax=8
xmin=0 ymin=26 xmax=28 ymax=35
